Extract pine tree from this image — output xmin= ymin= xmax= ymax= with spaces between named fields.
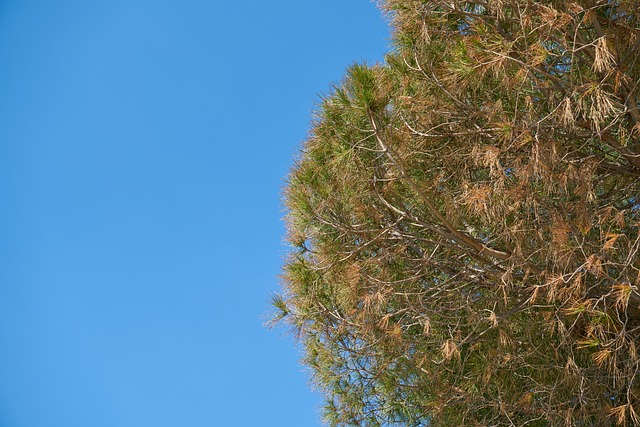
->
xmin=274 ymin=1 xmax=640 ymax=425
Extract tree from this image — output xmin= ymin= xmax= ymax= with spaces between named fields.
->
xmin=273 ymin=1 xmax=640 ymax=425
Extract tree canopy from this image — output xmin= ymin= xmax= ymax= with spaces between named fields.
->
xmin=274 ymin=1 xmax=640 ymax=425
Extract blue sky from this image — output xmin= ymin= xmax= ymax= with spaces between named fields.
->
xmin=0 ymin=1 xmax=389 ymax=426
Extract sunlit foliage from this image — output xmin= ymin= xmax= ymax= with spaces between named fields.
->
xmin=274 ymin=1 xmax=640 ymax=425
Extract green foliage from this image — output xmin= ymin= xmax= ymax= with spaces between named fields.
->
xmin=274 ymin=1 xmax=640 ymax=425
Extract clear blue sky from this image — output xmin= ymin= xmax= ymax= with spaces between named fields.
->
xmin=0 ymin=1 xmax=389 ymax=426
